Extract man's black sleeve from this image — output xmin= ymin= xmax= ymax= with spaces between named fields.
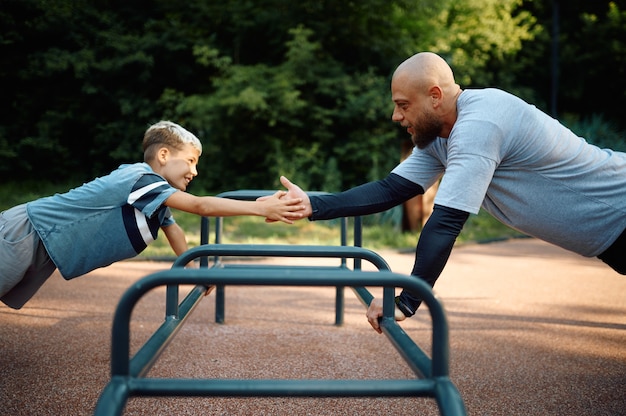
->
xmin=395 ymin=204 xmax=470 ymax=316
xmin=309 ymin=173 xmax=424 ymax=220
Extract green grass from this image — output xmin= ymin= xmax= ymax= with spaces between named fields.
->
xmin=0 ymin=183 xmax=526 ymax=259
xmin=142 ymin=208 xmax=526 ymax=259
xmin=460 ymin=210 xmax=527 ymax=244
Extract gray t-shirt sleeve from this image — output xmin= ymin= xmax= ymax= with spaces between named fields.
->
xmin=391 ymin=127 xmax=500 ymax=215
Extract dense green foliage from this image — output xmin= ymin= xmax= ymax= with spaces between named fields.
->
xmin=1 ymin=0 xmax=625 ymax=191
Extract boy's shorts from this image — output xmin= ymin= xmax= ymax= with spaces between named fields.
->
xmin=0 ymin=204 xmax=56 ymax=309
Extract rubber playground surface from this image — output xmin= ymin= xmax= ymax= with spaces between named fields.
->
xmin=1 ymin=238 xmax=625 ymax=415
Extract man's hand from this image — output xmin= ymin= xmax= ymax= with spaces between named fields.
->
xmin=365 ymin=298 xmax=407 ymax=334
xmin=257 ymin=190 xmax=304 ymax=224
xmin=260 ymin=176 xmax=312 ymax=222
xmin=279 ymin=176 xmax=312 ymax=214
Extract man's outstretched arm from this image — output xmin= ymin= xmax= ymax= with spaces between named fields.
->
xmin=279 ymin=173 xmax=424 ymax=220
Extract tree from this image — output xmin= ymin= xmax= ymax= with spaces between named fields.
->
xmin=0 ymin=0 xmax=541 ymax=189
xmin=0 ymin=0 xmax=206 ymax=181
xmin=513 ymin=0 xmax=626 ymax=131
xmin=164 ymin=0 xmax=540 ymax=191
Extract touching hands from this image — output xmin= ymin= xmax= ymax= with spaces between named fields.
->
xmin=258 ymin=190 xmax=305 ymax=224
xmin=259 ymin=176 xmax=313 ymax=223
xmin=365 ymin=298 xmax=407 ymax=334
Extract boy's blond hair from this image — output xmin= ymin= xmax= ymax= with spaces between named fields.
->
xmin=142 ymin=121 xmax=202 ymax=162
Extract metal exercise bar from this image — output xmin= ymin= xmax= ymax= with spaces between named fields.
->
xmin=349 ymin=284 xmax=432 ymax=379
xmin=173 ymin=242 xmax=392 ymax=330
xmin=128 ymin=285 xmax=213 ymax=378
xmin=130 ymin=245 xmax=390 ymax=385
xmin=119 ymin=378 xmax=437 ymax=396
xmin=95 ymin=267 xmax=466 ymax=416
xmin=197 ymin=190 xmax=364 ymax=325
xmin=173 ymin=244 xmax=390 ymax=270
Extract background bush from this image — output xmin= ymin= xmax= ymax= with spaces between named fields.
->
xmin=3 ymin=0 xmax=624 ymax=192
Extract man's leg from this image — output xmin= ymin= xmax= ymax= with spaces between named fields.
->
xmin=598 ymin=227 xmax=626 ymax=274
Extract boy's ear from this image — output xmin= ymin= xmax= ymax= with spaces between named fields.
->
xmin=156 ymin=147 xmax=170 ymax=164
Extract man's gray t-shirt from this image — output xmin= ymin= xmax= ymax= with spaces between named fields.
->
xmin=392 ymin=88 xmax=626 ymax=257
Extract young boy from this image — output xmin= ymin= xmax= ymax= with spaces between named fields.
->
xmin=0 ymin=120 xmax=304 ymax=309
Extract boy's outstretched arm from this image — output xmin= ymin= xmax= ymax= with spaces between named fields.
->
xmin=165 ymin=190 xmax=304 ymax=224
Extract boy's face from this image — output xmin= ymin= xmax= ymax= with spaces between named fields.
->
xmin=158 ymin=143 xmax=200 ymax=191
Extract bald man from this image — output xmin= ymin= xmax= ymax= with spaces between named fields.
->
xmin=278 ymin=52 xmax=626 ymax=333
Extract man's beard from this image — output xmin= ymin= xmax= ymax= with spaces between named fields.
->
xmin=411 ymin=111 xmax=443 ymax=149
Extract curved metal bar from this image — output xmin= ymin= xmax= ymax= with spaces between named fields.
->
xmin=215 ymin=190 xmax=332 ymax=200
xmin=171 ymin=244 xmax=391 ymax=271
xmin=110 ymin=268 xmax=446 ymax=377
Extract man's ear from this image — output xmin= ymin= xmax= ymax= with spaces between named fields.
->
xmin=428 ymin=85 xmax=443 ymax=108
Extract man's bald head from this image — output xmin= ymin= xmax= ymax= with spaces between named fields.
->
xmin=391 ymin=52 xmax=462 ymax=144
xmin=392 ymin=52 xmax=458 ymax=96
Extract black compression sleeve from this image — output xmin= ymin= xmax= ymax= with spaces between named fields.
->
xmin=309 ymin=173 xmax=424 ymax=220
xmin=397 ymin=204 xmax=469 ymax=315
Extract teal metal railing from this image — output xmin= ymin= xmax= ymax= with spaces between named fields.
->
xmin=132 ymin=244 xmax=391 ymax=381
xmin=94 ymin=247 xmax=466 ymax=415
